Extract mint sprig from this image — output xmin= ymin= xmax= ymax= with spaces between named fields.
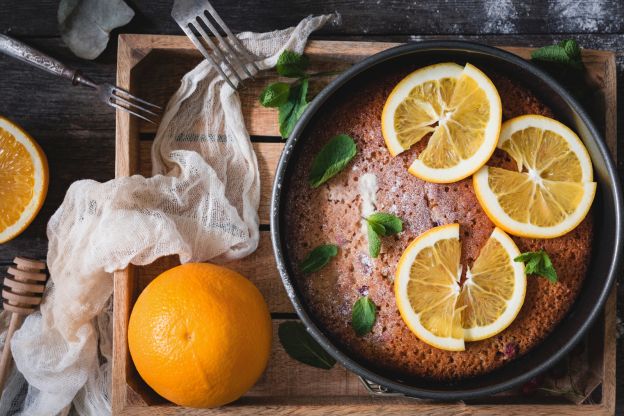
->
xmin=530 ymin=39 xmax=589 ymax=100
xmin=278 ymin=321 xmax=336 ymax=369
xmin=514 ymin=249 xmax=558 ymax=283
xmin=531 ymin=39 xmax=584 ymax=71
xmin=352 ymin=296 xmax=377 ymax=336
xmin=259 ymin=50 xmax=340 ymax=139
xmin=308 ymin=134 xmax=356 ymax=188
xmin=299 ymin=244 xmax=338 ymax=274
xmin=365 ymin=212 xmax=403 ymax=258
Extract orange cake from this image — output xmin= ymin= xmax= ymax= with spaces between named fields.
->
xmin=283 ymin=66 xmax=593 ymax=380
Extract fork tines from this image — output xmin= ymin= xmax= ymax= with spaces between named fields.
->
xmin=108 ymin=86 xmax=162 ymax=124
xmin=172 ymin=0 xmax=260 ymax=90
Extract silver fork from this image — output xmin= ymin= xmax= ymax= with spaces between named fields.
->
xmin=0 ymin=34 xmax=161 ymax=124
xmin=172 ymin=0 xmax=260 ymax=90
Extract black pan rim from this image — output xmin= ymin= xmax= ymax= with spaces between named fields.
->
xmin=270 ymin=40 xmax=623 ymax=401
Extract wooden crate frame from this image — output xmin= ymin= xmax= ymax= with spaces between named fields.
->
xmin=113 ymin=35 xmax=617 ymax=415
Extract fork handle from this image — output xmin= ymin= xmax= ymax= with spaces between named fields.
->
xmin=0 ymin=34 xmax=93 ymax=86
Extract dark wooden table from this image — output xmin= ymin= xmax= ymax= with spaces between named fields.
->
xmin=1 ymin=0 xmax=623 ymax=413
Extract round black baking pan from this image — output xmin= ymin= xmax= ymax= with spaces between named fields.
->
xmin=270 ymin=41 xmax=623 ymax=401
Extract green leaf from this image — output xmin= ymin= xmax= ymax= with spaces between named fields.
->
xmin=540 ymin=253 xmax=558 ymax=283
xmin=259 ymin=82 xmax=291 ymax=107
xmin=299 ymin=244 xmax=338 ymax=274
xmin=308 ymin=134 xmax=357 ymax=188
xmin=531 ymin=39 xmax=584 ymax=71
xmin=278 ymin=78 xmax=309 ymax=139
xmin=278 ymin=321 xmax=336 ymax=369
xmin=352 ymin=296 xmax=377 ymax=336
xmin=278 ymin=98 xmax=295 ymax=137
xmin=525 ymin=255 xmax=542 ymax=273
xmin=364 ymin=212 xmax=403 ymax=258
xmin=276 ymin=50 xmax=310 ymax=77
xmin=366 ymin=212 xmax=403 ymax=236
xmin=530 ymin=39 xmax=590 ymax=100
xmin=514 ymin=250 xmax=558 ymax=283
xmin=367 ymin=223 xmax=382 ymax=258
xmin=368 ymin=221 xmax=385 ymax=237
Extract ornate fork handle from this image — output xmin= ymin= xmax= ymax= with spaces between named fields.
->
xmin=0 ymin=34 xmax=95 ymax=87
xmin=0 ymin=33 xmax=159 ymax=122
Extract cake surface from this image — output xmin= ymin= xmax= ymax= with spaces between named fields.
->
xmin=283 ymin=64 xmax=593 ymax=380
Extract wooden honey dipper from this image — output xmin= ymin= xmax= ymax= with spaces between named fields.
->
xmin=0 ymin=257 xmax=48 ymax=391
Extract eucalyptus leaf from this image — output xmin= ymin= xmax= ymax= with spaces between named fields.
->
xmin=58 ymin=0 xmax=135 ymax=60
xmin=278 ymin=321 xmax=336 ymax=369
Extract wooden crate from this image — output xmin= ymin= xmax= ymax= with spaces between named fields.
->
xmin=113 ymin=35 xmax=617 ymax=415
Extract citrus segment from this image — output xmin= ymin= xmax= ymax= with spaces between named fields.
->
xmin=474 ymin=115 xmax=596 ymax=238
xmin=383 ymin=63 xmax=462 ymax=156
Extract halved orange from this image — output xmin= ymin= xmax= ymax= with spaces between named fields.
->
xmin=0 ymin=117 xmax=48 ymax=243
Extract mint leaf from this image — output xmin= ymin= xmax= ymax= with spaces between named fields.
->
xmin=365 ymin=212 xmax=403 ymax=258
xmin=514 ymin=250 xmax=558 ymax=283
xmin=278 ymin=78 xmax=309 ymax=139
xmin=259 ymin=51 xmax=344 ymax=137
xmin=531 ymin=39 xmax=584 ymax=71
xmin=259 ymin=82 xmax=291 ymax=107
xmin=276 ymin=50 xmax=310 ymax=77
xmin=278 ymin=321 xmax=336 ymax=369
xmin=531 ymin=39 xmax=589 ymax=100
xmin=540 ymin=253 xmax=558 ymax=283
xmin=366 ymin=212 xmax=403 ymax=236
xmin=367 ymin=223 xmax=382 ymax=258
xmin=368 ymin=221 xmax=385 ymax=236
xmin=299 ymin=244 xmax=338 ymax=274
xmin=308 ymin=134 xmax=357 ymax=188
xmin=352 ymin=296 xmax=377 ymax=336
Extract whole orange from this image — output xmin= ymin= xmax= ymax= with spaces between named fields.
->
xmin=128 ymin=263 xmax=272 ymax=408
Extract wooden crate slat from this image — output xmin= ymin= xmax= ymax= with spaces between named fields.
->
xmin=124 ymin=319 xmax=368 ymax=407
xmin=114 ymin=36 xmax=617 ymax=415
xmin=117 ymin=403 xmax=609 ymax=416
xmin=251 ymin=320 xmax=368 ymax=397
xmin=130 ymin=37 xmax=615 ymax=138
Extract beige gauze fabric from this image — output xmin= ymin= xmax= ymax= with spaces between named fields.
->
xmin=0 ymin=14 xmax=336 ymax=416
